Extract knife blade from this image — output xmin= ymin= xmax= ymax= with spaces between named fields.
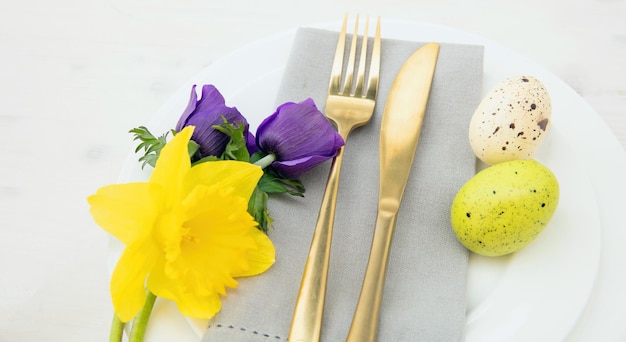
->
xmin=346 ymin=42 xmax=440 ymax=342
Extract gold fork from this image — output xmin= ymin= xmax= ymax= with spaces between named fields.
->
xmin=288 ymin=14 xmax=381 ymax=342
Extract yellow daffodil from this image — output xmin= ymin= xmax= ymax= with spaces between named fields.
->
xmin=88 ymin=126 xmax=275 ymax=322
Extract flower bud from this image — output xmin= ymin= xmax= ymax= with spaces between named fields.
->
xmin=256 ymin=98 xmax=344 ymax=179
xmin=176 ymin=84 xmax=252 ymax=158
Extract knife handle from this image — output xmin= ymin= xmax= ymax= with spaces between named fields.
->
xmin=346 ymin=208 xmax=399 ymax=342
xmin=288 ymin=146 xmax=345 ymax=342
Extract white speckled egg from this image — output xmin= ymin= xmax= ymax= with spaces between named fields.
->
xmin=469 ymin=75 xmax=551 ymax=165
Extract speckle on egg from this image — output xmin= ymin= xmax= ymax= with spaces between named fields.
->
xmin=469 ymin=75 xmax=552 ymax=165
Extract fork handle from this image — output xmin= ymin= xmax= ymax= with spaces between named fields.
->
xmin=288 ymin=145 xmax=346 ymax=342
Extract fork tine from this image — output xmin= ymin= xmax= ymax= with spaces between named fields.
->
xmin=366 ymin=17 xmax=381 ymax=100
xmin=353 ymin=16 xmax=369 ymax=97
xmin=328 ymin=14 xmax=348 ymax=95
xmin=342 ymin=15 xmax=359 ymax=95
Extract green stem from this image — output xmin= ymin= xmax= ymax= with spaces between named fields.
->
xmin=109 ymin=314 xmax=125 ymax=342
xmin=253 ymin=153 xmax=276 ymax=169
xmin=129 ymin=290 xmax=157 ymax=342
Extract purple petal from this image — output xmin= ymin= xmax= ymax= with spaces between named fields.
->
xmin=195 ymin=84 xmax=227 ymax=113
xmin=175 ymin=84 xmax=250 ymax=158
xmin=272 ymin=155 xmax=331 ymax=179
xmin=246 ymin=131 xmax=258 ymax=155
xmin=175 ymin=84 xmax=199 ymax=131
xmin=186 ymin=107 xmax=245 ymax=157
xmin=257 ymin=99 xmax=344 ymax=161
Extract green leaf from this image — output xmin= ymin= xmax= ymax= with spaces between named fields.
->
xmin=248 ymin=186 xmax=273 ymax=232
xmin=187 ymin=139 xmax=199 ymax=158
xmin=212 ymin=117 xmax=250 ymax=162
xmin=249 ymin=151 xmax=264 ymax=164
xmin=139 ymin=154 xmax=158 ymax=169
xmin=129 ymin=126 xmax=170 ymax=169
xmin=258 ymin=173 xmax=305 ymax=197
xmin=191 ymin=155 xmax=220 ymax=166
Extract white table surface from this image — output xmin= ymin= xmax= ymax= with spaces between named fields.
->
xmin=1 ymin=0 xmax=624 ymax=340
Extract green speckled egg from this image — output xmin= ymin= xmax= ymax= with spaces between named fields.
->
xmin=451 ymin=159 xmax=559 ymax=256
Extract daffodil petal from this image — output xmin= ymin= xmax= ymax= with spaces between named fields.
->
xmin=148 ymin=255 xmax=228 ymax=320
xmin=146 ymin=258 xmax=179 ymax=300
xmin=87 ymin=182 xmax=157 ymax=245
xmin=176 ymin=289 xmax=223 ymax=319
xmin=110 ymin=241 xmax=160 ymax=322
xmin=185 ymin=160 xmax=262 ymax=200
xmin=150 ymin=126 xmax=194 ymax=200
xmin=181 ymin=183 xmax=257 ymax=285
xmin=235 ymin=227 xmax=276 ymax=277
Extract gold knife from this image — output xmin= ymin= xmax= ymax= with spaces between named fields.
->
xmin=346 ymin=42 xmax=440 ymax=342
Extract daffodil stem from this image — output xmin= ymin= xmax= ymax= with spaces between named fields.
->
xmin=254 ymin=153 xmax=276 ymax=169
xmin=128 ymin=290 xmax=157 ymax=342
xmin=109 ymin=314 xmax=125 ymax=342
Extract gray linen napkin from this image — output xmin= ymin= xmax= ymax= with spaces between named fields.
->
xmin=203 ymin=27 xmax=484 ymax=341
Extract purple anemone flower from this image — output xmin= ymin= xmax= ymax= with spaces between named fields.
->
xmin=256 ymin=98 xmax=345 ymax=179
xmin=176 ymin=84 xmax=254 ymax=158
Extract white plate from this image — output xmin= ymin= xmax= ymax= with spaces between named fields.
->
xmin=115 ymin=19 xmax=626 ymax=341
